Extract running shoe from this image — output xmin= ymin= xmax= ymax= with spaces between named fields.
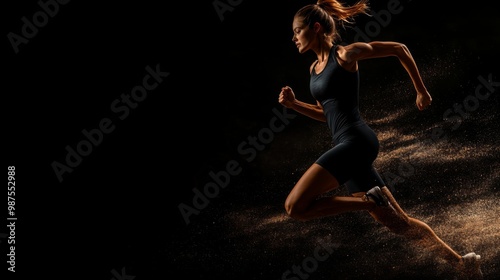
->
xmin=458 ymin=252 xmax=483 ymax=279
xmin=364 ymin=186 xmax=389 ymax=207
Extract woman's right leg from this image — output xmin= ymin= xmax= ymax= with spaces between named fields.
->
xmin=361 ymin=186 xmax=482 ymax=277
xmin=367 ymin=187 xmax=462 ymax=264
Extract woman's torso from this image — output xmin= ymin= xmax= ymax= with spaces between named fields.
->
xmin=310 ymin=45 xmax=365 ymax=142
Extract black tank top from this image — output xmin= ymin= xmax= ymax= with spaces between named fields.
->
xmin=310 ymin=45 xmax=365 ymax=141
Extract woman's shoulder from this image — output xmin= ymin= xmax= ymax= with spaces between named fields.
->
xmin=334 ymin=44 xmax=359 ymax=73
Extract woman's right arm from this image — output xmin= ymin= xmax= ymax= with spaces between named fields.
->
xmin=279 ymin=86 xmax=326 ymax=122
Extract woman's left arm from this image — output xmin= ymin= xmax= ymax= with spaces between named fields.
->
xmin=339 ymin=41 xmax=432 ymax=110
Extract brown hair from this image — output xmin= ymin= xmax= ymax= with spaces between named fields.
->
xmin=295 ymin=0 xmax=370 ymax=43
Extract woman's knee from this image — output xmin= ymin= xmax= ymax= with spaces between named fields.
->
xmin=284 ymin=164 xmax=338 ymax=220
xmin=284 ymin=198 xmax=308 ymax=221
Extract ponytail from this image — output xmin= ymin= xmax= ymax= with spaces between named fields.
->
xmin=295 ymin=0 xmax=370 ymax=43
xmin=317 ymin=0 xmax=370 ymax=27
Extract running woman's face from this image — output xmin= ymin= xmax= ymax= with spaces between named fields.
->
xmin=292 ymin=17 xmax=315 ymax=54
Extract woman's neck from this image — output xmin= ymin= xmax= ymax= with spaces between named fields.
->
xmin=316 ymin=42 xmax=334 ymax=64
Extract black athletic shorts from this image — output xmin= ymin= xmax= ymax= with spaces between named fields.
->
xmin=315 ymin=123 xmax=385 ymax=194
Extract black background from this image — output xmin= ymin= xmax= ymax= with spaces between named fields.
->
xmin=3 ymin=0 xmax=500 ymax=279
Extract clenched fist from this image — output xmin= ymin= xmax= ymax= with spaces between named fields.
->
xmin=279 ymin=86 xmax=296 ymax=108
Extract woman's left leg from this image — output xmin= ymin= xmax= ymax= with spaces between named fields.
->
xmin=285 ymin=163 xmax=376 ymax=221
